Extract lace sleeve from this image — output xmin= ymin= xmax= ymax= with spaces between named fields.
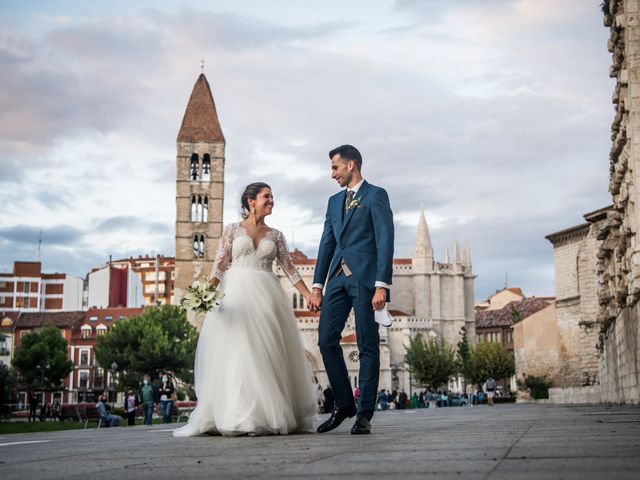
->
xmin=211 ymin=224 xmax=235 ymax=281
xmin=274 ymin=229 xmax=302 ymax=285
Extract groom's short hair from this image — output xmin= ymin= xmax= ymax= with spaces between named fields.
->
xmin=329 ymin=145 xmax=362 ymax=170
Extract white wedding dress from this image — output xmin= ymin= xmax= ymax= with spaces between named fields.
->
xmin=173 ymin=223 xmax=317 ymax=437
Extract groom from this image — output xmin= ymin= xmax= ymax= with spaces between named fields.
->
xmin=308 ymin=145 xmax=394 ymax=434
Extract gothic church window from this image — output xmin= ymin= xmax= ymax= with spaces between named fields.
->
xmin=190 ymin=154 xmax=199 ymax=181
xmin=191 ymin=195 xmax=197 ymax=222
xmin=202 ymin=154 xmax=211 ymax=181
xmin=203 ymin=196 xmax=209 ymax=222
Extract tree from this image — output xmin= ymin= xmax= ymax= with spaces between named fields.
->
xmin=469 ymin=341 xmax=515 ymax=384
xmin=405 ymin=334 xmax=457 ymax=390
xmin=456 ymin=326 xmax=473 ymax=384
xmin=12 ymin=326 xmax=73 ymax=391
xmin=94 ymin=306 xmax=198 ymax=389
xmin=0 ymin=363 xmax=18 ymax=415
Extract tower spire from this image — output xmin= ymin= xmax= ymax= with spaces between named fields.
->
xmin=413 ymin=204 xmax=433 ymax=258
xmin=177 ymin=74 xmax=225 ymax=143
xmin=412 ymin=204 xmax=434 ymax=274
xmin=453 ymin=240 xmax=461 ymax=264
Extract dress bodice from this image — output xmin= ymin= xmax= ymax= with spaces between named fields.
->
xmin=211 ymin=223 xmax=302 ymax=284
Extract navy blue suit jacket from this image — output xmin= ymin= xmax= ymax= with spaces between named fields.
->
xmin=314 ymin=180 xmax=394 ymax=295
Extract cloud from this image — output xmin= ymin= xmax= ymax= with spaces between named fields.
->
xmin=0 ymin=2 xmax=615 ymax=301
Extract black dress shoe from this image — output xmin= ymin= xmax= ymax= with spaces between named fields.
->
xmin=317 ymin=404 xmax=357 ymax=433
xmin=350 ymin=415 xmax=371 ymax=435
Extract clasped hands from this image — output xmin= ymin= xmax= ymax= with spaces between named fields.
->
xmin=306 ymin=287 xmax=387 ymax=312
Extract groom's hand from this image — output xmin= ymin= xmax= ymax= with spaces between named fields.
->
xmin=308 ymin=288 xmax=323 ymax=312
xmin=372 ymin=287 xmax=386 ymax=311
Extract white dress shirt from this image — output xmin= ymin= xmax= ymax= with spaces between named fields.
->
xmin=312 ymin=178 xmax=390 ymax=291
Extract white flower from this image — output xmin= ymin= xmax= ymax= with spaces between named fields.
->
xmin=347 ymin=197 xmax=361 ymax=210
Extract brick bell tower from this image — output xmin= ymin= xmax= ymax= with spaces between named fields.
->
xmin=174 ymin=74 xmax=225 ymax=325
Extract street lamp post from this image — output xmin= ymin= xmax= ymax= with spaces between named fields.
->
xmin=110 ymin=362 xmax=118 ymax=403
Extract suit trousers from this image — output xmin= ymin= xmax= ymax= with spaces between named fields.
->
xmin=318 ymin=270 xmax=380 ymax=419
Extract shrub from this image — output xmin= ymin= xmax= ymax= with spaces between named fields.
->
xmin=523 ymin=376 xmax=550 ymax=399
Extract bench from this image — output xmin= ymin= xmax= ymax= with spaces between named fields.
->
xmin=173 ymin=401 xmax=197 ymax=423
xmin=76 ymin=405 xmax=107 ymax=429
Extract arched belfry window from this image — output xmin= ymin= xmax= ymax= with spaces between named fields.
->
xmin=293 ymin=293 xmax=298 ymax=310
xmin=203 ymin=196 xmax=209 ymax=222
xmin=196 ymin=195 xmax=203 ymax=222
xmin=191 ymin=195 xmax=197 ymax=222
xmin=202 ymin=154 xmax=211 ymax=182
xmin=193 ymin=235 xmax=205 ymax=259
xmin=190 ymin=154 xmax=199 ymax=181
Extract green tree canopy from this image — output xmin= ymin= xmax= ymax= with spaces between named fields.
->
xmin=0 ymin=363 xmax=18 ymax=405
xmin=94 ymin=306 xmax=198 ymax=389
xmin=12 ymin=326 xmax=73 ymax=391
xmin=469 ymin=341 xmax=515 ymax=384
xmin=405 ymin=334 xmax=457 ymax=390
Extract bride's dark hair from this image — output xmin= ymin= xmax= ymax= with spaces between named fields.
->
xmin=240 ymin=182 xmax=271 ymax=219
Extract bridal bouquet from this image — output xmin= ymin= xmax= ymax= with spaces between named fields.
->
xmin=179 ymin=277 xmax=224 ymax=313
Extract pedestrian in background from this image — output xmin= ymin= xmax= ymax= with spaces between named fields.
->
xmin=158 ymin=374 xmax=176 ymax=423
xmin=486 ymin=377 xmax=497 ymax=406
xmin=124 ymin=388 xmax=139 ymax=426
xmin=28 ymin=392 xmax=38 ymax=422
xmin=97 ymin=394 xmax=121 ymax=427
xmin=139 ymin=374 xmax=157 ymax=426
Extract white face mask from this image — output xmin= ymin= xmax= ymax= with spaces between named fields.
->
xmin=162 ymin=377 xmax=168 ymax=382
xmin=143 ymin=380 xmax=149 ymax=385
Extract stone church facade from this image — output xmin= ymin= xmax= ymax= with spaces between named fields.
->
xmin=174 ymin=74 xmax=475 ymax=393
xmin=598 ymin=0 xmax=640 ymax=403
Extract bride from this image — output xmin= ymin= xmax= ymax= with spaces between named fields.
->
xmin=173 ymin=182 xmax=318 ymax=437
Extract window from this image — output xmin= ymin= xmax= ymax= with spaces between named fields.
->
xmin=477 ymin=333 xmax=484 ymax=343
xmin=292 ymin=293 xmax=298 ymax=309
xmin=190 ymin=154 xmax=199 ymax=181
xmin=191 ymin=195 xmax=197 ymax=222
xmin=0 ymin=281 xmax=6 ymax=288
xmin=89 ymin=316 xmax=98 ymax=322
xmin=203 ymin=196 xmax=209 ymax=222
xmin=118 ymin=315 xmax=126 ymax=320
xmin=505 ymin=330 xmax=513 ymax=343
xmin=0 ymin=296 xmax=5 ymax=304
xmin=193 ymin=235 xmax=204 ymax=259
xmin=80 ymin=350 xmax=89 ymax=366
xmin=79 ymin=371 xmax=89 ymax=389
xmin=97 ymin=325 xmax=107 ymax=335
xmin=202 ymin=154 xmax=211 ymax=181
xmin=23 ymin=281 xmax=30 ymax=293
xmin=104 ymin=316 xmax=112 ymax=322
xmin=81 ymin=325 xmax=91 ymax=339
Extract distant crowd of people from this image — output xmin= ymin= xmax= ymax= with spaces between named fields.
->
xmin=315 ymin=377 xmax=502 ymax=414
xmin=374 ymin=377 xmax=502 ymax=410
xmin=26 ymin=373 xmax=178 ymax=427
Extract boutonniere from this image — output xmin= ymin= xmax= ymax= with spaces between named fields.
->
xmin=347 ymin=197 xmax=361 ymax=210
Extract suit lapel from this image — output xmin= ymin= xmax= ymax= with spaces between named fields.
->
xmin=333 ymin=190 xmax=347 ymax=234
xmin=340 ymin=180 xmax=370 ymax=237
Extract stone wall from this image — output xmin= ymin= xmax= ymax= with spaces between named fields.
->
xmin=598 ymin=0 xmax=640 ymax=403
xmin=546 ymin=210 xmax=607 ymax=389
xmin=513 ymin=303 xmax=559 ymax=384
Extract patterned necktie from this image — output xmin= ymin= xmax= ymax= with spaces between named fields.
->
xmin=345 ymin=190 xmax=355 ymax=213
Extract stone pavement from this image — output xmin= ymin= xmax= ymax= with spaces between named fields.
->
xmin=1 ymin=403 xmax=639 ymax=479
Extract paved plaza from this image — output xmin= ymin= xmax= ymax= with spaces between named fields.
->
xmin=1 ymin=403 xmax=639 ymax=479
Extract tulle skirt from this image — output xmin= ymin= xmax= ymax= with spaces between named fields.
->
xmin=173 ymin=266 xmax=317 ymax=437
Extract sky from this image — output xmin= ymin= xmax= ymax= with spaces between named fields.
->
xmin=0 ymin=0 xmax=614 ymax=301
